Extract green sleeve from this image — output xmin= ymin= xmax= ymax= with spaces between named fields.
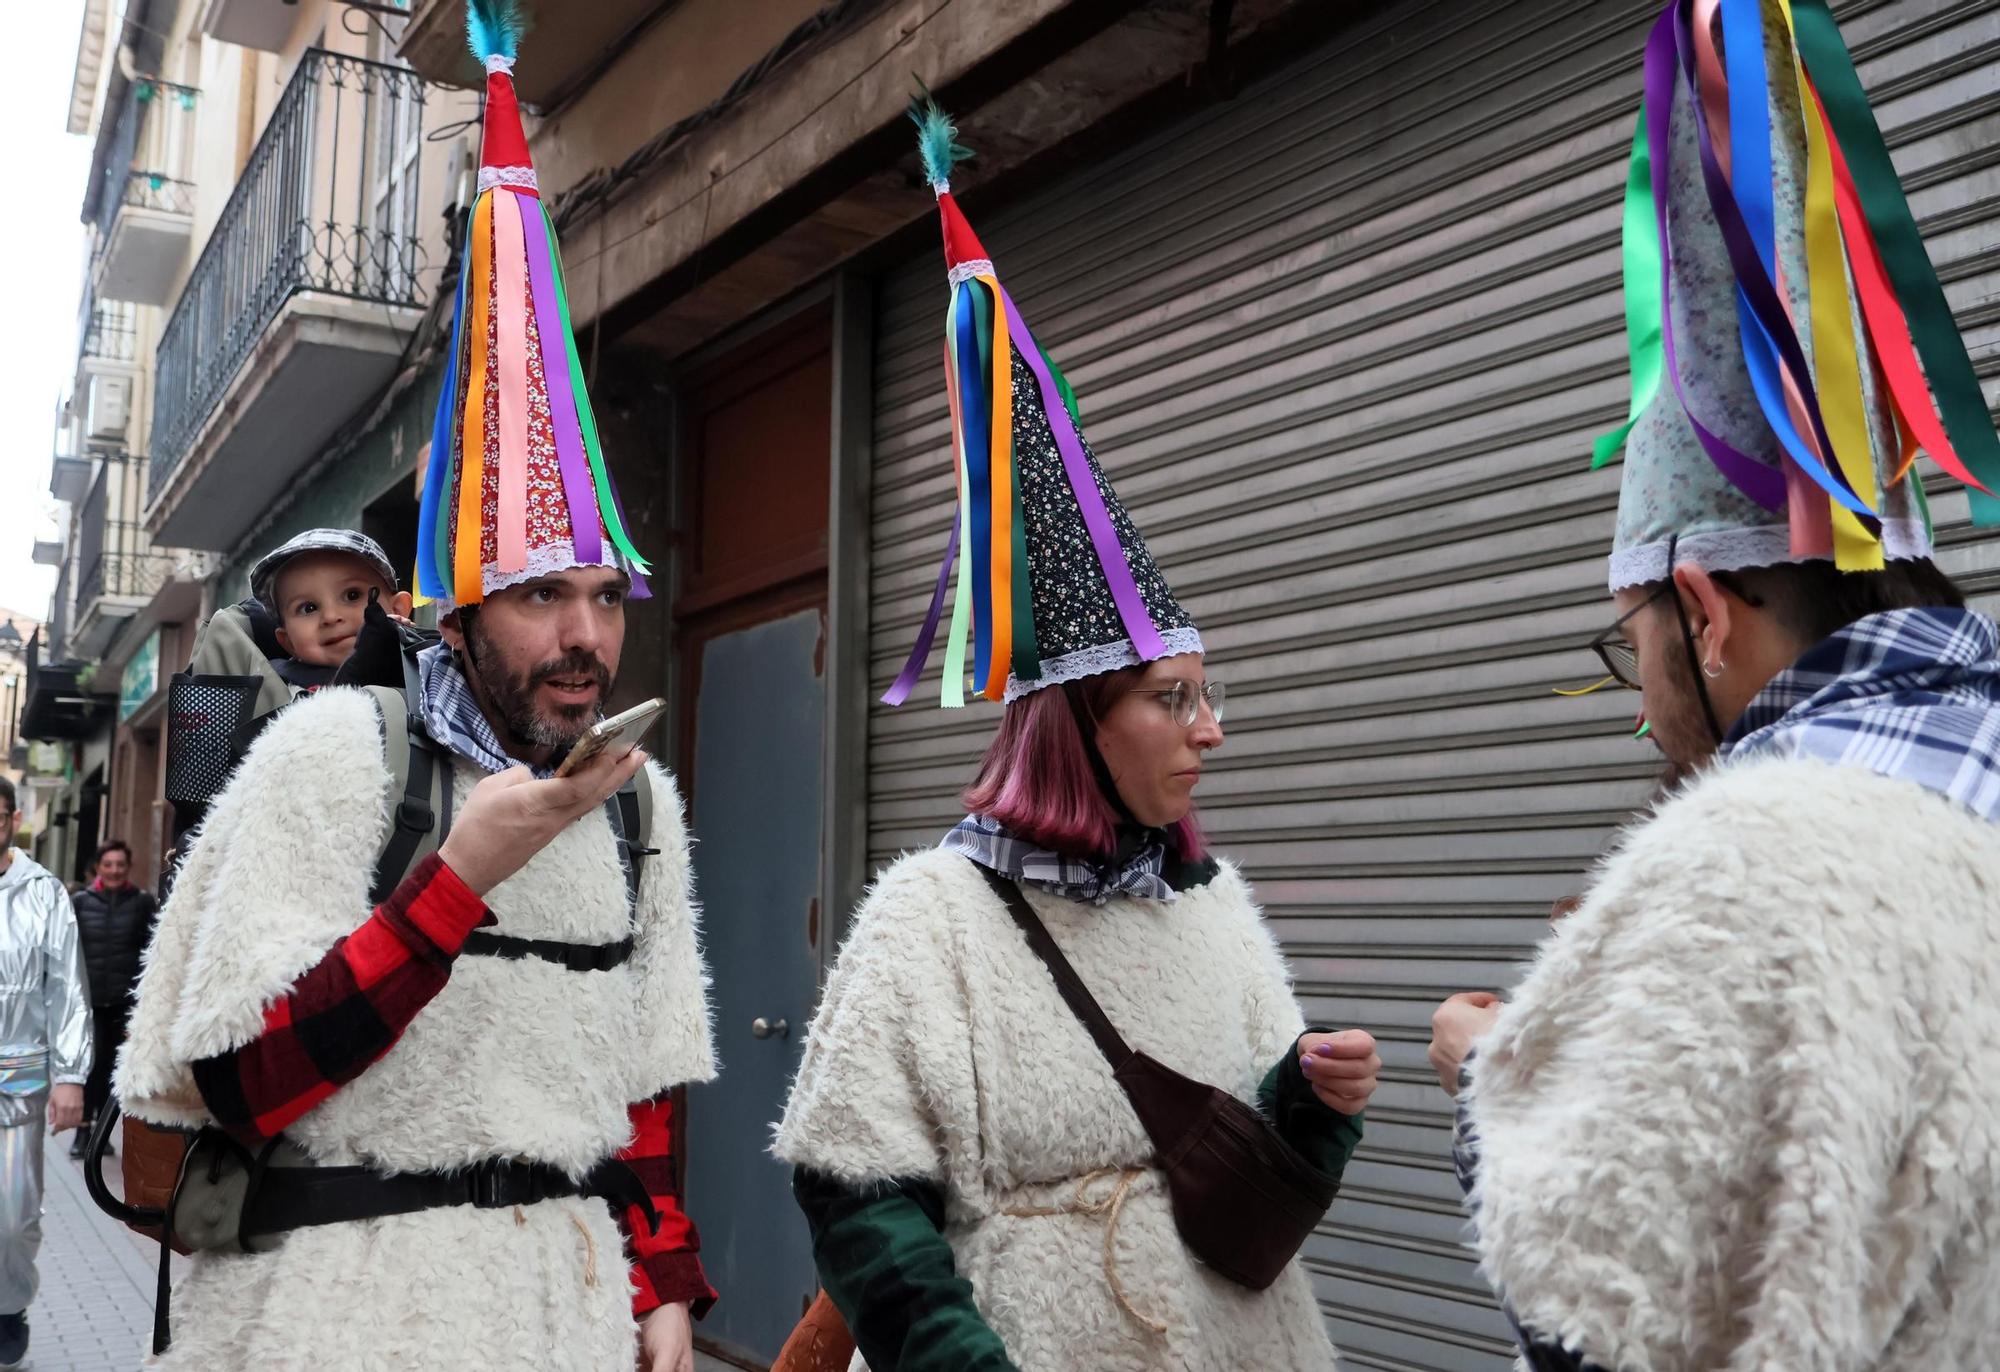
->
xmin=792 ymin=1167 xmax=1018 ymax=1372
xmin=1257 ymin=1030 xmax=1365 ymax=1181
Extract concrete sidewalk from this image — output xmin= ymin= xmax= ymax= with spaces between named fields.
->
xmin=31 ymin=1139 xmax=158 ymax=1369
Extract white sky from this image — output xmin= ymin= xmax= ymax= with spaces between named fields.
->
xmin=1 ymin=0 xmax=90 ymax=627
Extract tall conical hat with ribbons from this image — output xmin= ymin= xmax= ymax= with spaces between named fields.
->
xmin=1595 ymin=0 xmax=1998 ymax=591
xmin=884 ymin=99 xmax=1201 ymax=708
xmin=415 ymin=0 xmax=651 ymax=609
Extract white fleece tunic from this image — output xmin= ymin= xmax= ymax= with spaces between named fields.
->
xmin=116 ymin=686 xmax=715 ymax=1372
xmin=775 ymin=847 xmax=1339 ymax=1372
xmin=1467 ymin=757 xmax=2000 ymax=1371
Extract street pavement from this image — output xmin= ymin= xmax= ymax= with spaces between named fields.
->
xmin=26 ymin=1139 xmax=159 ymax=1369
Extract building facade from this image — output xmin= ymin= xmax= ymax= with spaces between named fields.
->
xmin=19 ymin=1 xmax=2000 ymax=1368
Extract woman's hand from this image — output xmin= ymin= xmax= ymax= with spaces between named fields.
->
xmin=438 ymin=746 xmax=648 ymax=896
xmin=1298 ymin=1029 xmax=1379 ymax=1116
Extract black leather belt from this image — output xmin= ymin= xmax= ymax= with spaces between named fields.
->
xmin=462 ymin=931 xmax=635 ymax=973
xmin=244 ymin=1155 xmax=657 ymax=1239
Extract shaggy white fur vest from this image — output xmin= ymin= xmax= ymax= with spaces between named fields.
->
xmin=775 ymin=848 xmax=1338 ymax=1372
xmin=117 ymin=686 xmax=714 ymax=1371
xmin=1467 ymin=757 xmax=2000 ymax=1372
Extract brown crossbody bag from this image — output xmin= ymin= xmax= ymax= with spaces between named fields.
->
xmin=975 ymin=863 xmax=1336 ymax=1289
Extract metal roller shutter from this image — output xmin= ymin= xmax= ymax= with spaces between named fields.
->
xmin=864 ymin=0 xmax=2000 ymax=1366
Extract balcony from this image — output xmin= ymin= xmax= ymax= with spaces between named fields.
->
xmin=94 ymin=80 xmax=198 ymax=306
xmin=67 ymin=458 xmax=165 ymax=658
xmin=401 ymin=0 xmax=661 ymax=105
xmin=197 ymin=0 xmax=303 ymax=54
xmin=17 ymin=632 xmax=113 ymax=745
xmin=146 ymin=50 xmax=437 ymax=552
xmin=72 ymin=528 xmax=173 ymax=662
xmin=48 ymin=456 xmax=91 ymax=504
xmin=75 ymin=295 xmax=140 ymax=451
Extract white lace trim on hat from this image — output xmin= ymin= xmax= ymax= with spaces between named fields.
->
xmin=479 ymin=165 xmax=538 ymax=192
xmin=1002 ymin=625 xmax=1207 ymax=703
xmin=1608 ymin=517 xmax=1933 ymax=592
xmin=429 ymin=541 xmax=621 ymax=611
xmin=947 ymin=258 xmax=994 ymax=288
xmin=485 ymin=55 xmax=516 ymax=75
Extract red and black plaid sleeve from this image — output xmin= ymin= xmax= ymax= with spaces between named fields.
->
xmin=619 ymin=1091 xmax=717 ymax=1320
xmin=190 ymin=853 xmax=492 ymax=1144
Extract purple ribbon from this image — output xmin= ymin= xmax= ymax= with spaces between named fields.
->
xmin=520 ymin=198 xmax=604 ymax=566
xmin=996 ymin=286 xmax=1165 ymax=662
xmin=882 ymin=520 xmax=960 ymax=706
xmin=1673 ymin=0 xmax=1873 ymax=519
xmin=1644 ymin=9 xmax=1787 ymax=511
xmin=604 ymin=466 xmax=652 ymax=601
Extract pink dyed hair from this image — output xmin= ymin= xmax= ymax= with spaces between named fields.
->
xmin=962 ymin=668 xmax=1207 ymax=863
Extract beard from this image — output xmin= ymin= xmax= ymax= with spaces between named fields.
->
xmin=464 ymin=620 xmax=614 ymax=749
xmin=1643 ymin=639 xmax=1723 ymax=800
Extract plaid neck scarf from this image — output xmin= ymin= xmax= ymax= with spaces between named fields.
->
xmin=941 ymin=814 xmax=1193 ymax=905
xmin=1727 ymin=607 xmax=2000 ymax=820
xmin=416 ymin=642 xmax=547 ymax=778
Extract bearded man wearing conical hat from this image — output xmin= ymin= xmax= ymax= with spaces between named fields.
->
xmin=114 ymin=6 xmax=715 ymax=1369
xmin=1426 ymin=3 xmax=2000 ymax=1368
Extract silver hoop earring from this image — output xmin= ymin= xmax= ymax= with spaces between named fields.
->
xmin=1702 ymin=660 xmax=1725 ymax=679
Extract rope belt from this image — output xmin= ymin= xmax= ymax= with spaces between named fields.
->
xmin=1001 ymin=1168 xmax=1166 ymax=1335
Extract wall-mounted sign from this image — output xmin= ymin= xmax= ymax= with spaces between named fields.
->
xmin=119 ymin=630 xmax=161 ymax=723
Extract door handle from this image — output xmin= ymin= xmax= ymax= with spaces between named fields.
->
xmin=751 ymin=1016 xmax=790 ymax=1040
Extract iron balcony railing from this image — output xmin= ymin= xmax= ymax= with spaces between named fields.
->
xmin=78 ymin=543 xmax=175 ymax=608
xmin=79 ymin=295 xmax=139 ymax=364
xmin=91 ymin=78 xmax=199 ymax=249
xmin=149 ymin=50 xmax=433 ymax=497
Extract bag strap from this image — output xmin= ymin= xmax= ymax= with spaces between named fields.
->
xmin=365 ymin=651 xmax=451 ymax=906
xmin=610 ymin=777 xmax=649 ymax=909
xmin=972 ymin=862 xmax=1133 ymax=1068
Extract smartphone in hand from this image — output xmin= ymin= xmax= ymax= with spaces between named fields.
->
xmin=555 ymin=696 xmax=667 ymax=778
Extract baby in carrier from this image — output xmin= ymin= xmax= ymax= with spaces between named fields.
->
xmin=249 ymin=529 xmax=413 ymax=691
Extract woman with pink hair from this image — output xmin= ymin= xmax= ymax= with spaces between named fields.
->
xmin=773 ymin=102 xmax=1379 ymax=1372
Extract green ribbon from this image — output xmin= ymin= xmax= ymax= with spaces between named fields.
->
xmin=1792 ymin=0 xmax=2000 ymax=525
xmin=1592 ymin=108 xmax=1664 ymax=469
xmin=541 ymin=204 xmax=651 ymax=570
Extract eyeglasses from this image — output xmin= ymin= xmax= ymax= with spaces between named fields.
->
xmin=1589 ymin=586 xmax=1671 ymax=691
xmin=1584 ymin=532 xmax=1726 ymax=746
xmin=1136 ymin=680 xmax=1225 ymax=728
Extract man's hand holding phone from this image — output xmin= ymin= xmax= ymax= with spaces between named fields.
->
xmin=440 ymin=744 xmax=649 ymax=897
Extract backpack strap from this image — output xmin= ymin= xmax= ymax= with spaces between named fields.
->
xmin=364 ymin=651 xmax=451 ymax=906
xmin=611 ymin=772 xmax=656 ymax=909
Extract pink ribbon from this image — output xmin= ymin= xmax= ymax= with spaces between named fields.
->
xmin=492 ymin=190 xmax=532 ymax=573
xmin=519 ymin=195 xmax=603 ymax=567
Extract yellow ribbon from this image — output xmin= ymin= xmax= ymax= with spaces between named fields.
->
xmin=1779 ymin=0 xmax=1882 ymax=570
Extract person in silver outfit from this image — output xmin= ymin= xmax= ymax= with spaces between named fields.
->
xmin=0 ymin=778 xmax=93 ymax=1367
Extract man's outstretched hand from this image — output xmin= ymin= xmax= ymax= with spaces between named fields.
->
xmin=1428 ymin=992 xmax=1502 ymax=1098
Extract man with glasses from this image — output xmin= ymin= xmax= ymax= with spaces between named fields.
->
xmin=1423 ymin=16 xmax=2000 ymax=1370
xmin=0 ymin=777 xmax=94 ymax=1367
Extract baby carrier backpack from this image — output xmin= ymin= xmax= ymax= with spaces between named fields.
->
xmin=93 ymin=594 xmax=656 ymax=1353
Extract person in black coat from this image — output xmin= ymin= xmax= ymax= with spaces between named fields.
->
xmin=68 ymin=839 xmax=157 ymax=1156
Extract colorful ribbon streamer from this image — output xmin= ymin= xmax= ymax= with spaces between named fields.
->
xmin=1791 ymin=0 xmax=1999 ymax=523
xmin=1600 ymin=0 xmax=1995 ymax=558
